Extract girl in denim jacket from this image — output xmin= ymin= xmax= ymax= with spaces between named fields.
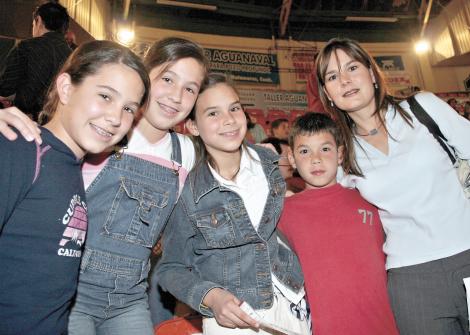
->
xmin=157 ymin=73 xmax=310 ymax=335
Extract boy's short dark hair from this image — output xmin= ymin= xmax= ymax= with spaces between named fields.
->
xmin=271 ymin=118 xmax=289 ymax=131
xmin=289 ymin=112 xmax=342 ymax=149
xmin=33 ymin=2 xmax=70 ymax=34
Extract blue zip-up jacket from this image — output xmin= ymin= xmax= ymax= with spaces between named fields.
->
xmin=157 ymin=145 xmax=304 ymax=316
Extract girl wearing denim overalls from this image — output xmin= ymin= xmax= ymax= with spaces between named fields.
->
xmin=65 ymin=38 xmax=208 ymax=335
xmin=157 ymin=73 xmax=310 ymax=335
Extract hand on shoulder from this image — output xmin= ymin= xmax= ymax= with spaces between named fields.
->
xmin=0 ymin=107 xmax=42 ymax=144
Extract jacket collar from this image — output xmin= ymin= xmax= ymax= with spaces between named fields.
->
xmin=189 ymin=143 xmax=280 ymax=204
xmin=42 ymin=31 xmax=67 ymax=41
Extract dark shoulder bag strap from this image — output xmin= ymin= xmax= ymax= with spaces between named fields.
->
xmin=407 ymin=95 xmax=456 ymax=165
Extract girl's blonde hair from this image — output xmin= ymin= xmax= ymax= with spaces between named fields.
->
xmin=315 ymin=37 xmax=412 ymax=176
xmin=40 ymin=40 xmax=150 ymax=125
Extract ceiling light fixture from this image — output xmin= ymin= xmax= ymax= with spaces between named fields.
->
xmin=156 ymin=0 xmax=217 ymax=11
xmin=113 ymin=19 xmax=136 ymax=47
xmin=414 ymin=0 xmax=433 ymax=54
xmin=345 ymin=16 xmax=398 ymax=23
xmin=414 ymin=39 xmax=430 ymax=53
xmin=116 ymin=27 xmax=135 ymax=46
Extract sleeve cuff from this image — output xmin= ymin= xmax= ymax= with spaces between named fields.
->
xmin=190 ymin=282 xmax=225 ymax=317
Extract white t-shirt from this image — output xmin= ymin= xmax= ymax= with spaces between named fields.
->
xmin=341 ymin=92 xmax=470 ymax=269
xmin=82 ymin=130 xmax=195 ymax=194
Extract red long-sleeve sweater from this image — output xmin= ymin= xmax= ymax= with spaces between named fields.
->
xmin=279 ymin=184 xmax=398 ymax=335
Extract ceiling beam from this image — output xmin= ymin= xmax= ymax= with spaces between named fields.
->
xmin=361 ymin=0 xmax=368 ymax=11
xmin=420 ymin=0 xmax=433 ymax=37
xmin=279 ymin=0 xmax=292 ymax=37
xmin=123 ymin=0 xmax=131 ymax=19
xmin=288 ymin=9 xmax=416 ymax=22
xmin=150 ymin=0 xmax=419 ymax=22
xmin=135 ymin=8 xmax=418 ymax=42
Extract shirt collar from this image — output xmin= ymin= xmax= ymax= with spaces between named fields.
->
xmin=240 ymin=146 xmax=257 ymax=175
xmin=208 ymin=147 xmax=258 ymax=187
xmin=189 ymin=143 xmax=279 ymax=203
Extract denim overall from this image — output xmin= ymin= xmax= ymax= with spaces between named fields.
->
xmin=68 ymin=132 xmax=181 ymax=335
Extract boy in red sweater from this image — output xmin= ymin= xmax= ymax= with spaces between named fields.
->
xmin=278 ymin=112 xmax=398 ymax=335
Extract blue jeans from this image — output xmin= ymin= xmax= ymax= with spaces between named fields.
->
xmin=68 ymin=256 xmax=154 ymax=335
xmin=68 ymin=298 xmax=153 ymax=335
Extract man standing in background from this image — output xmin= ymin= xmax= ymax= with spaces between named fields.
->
xmin=0 ymin=2 xmax=71 ymax=121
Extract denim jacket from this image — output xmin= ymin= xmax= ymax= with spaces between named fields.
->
xmin=157 ymin=144 xmax=304 ymax=316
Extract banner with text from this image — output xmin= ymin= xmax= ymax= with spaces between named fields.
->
xmin=239 ymin=89 xmax=307 ymax=126
xmin=373 ymin=56 xmax=411 ymax=95
xmin=239 ymin=89 xmax=307 ymax=111
xmin=291 ymin=50 xmax=317 ymax=83
xmin=373 ymin=56 xmax=405 ymax=71
xmin=205 ymin=48 xmax=279 ymax=84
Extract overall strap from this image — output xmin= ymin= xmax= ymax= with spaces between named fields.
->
xmin=169 ymin=131 xmax=182 ymax=165
xmin=407 ymin=95 xmax=456 ymax=165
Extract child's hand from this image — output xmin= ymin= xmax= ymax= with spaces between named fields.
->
xmin=0 ymin=107 xmax=42 ymax=143
xmin=203 ymin=287 xmax=260 ymax=329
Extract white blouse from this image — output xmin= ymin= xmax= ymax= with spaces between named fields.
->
xmin=341 ymin=92 xmax=470 ymax=269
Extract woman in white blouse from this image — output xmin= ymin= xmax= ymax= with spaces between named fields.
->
xmin=315 ymin=37 xmax=470 ymax=335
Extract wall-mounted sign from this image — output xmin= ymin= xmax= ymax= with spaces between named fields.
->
xmin=239 ymin=88 xmax=307 ymax=131
xmin=291 ymin=50 xmax=317 ymax=83
xmin=383 ymin=71 xmax=411 ymax=89
xmin=205 ymin=48 xmax=279 ymax=84
xmin=374 ymin=56 xmax=405 ymax=71
xmin=238 ymin=89 xmax=307 ymax=111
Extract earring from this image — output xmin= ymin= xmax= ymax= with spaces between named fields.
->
xmin=374 ymin=82 xmax=378 ymax=89
xmin=330 ymin=100 xmax=334 ymax=107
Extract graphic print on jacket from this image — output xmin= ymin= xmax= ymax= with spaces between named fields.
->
xmin=58 ymin=194 xmax=87 ymax=257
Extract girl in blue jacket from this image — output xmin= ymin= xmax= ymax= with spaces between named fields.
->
xmin=156 ymin=73 xmax=310 ymax=335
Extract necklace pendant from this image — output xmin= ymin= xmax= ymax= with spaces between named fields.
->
xmin=369 ymin=128 xmax=378 ymax=136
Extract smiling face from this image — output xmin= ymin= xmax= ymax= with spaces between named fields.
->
xmin=323 ymin=49 xmax=376 ymax=117
xmin=48 ymin=63 xmax=144 ymax=159
xmin=289 ymin=131 xmax=343 ymax=190
xmin=189 ymin=83 xmax=247 ymax=162
xmin=139 ymin=57 xmax=205 ymax=141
